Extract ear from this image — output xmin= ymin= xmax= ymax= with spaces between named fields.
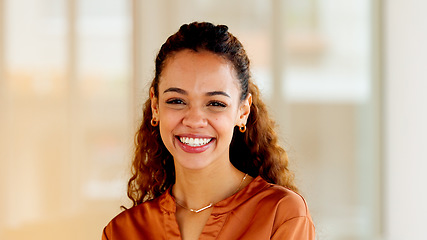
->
xmin=236 ymin=93 xmax=252 ymax=126
xmin=150 ymin=87 xmax=159 ymax=119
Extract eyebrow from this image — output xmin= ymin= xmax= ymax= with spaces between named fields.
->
xmin=164 ymin=87 xmax=187 ymax=95
xmin=163 ymin=87 xmax=231 ymax=98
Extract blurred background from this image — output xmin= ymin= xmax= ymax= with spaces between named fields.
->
xmin=0 ymin=0 xmax=426 ymax=239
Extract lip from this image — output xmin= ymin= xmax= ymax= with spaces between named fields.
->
xmin=175 ymin=135 xmax=215 ymax=153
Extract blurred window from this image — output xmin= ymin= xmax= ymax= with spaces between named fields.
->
xmin=0 ymin=1 xmax=380 ymax=239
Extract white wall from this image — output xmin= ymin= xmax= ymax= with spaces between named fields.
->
xmin=385 ymin=1 xmax=427 ymax=239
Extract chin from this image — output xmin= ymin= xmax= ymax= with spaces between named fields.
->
xmin=175 ymin=157 xmax=213 ymax=171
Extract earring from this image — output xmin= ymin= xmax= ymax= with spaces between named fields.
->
xmin=151 ymin=118 xmax=159 ymax=127
xmin=239 ymin=124 xmax=246 ymax=133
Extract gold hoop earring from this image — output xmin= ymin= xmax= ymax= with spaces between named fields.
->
xmin=239 ymin=124 xmax=246 ymax=133
xmin=151 ymin=119 xmax=159 ymax=127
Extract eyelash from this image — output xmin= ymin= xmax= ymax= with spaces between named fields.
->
xmin=165 ymin=99 xmax=227 ymax=108
xmin=166 ymin=98 xmax=185 ymax=105
xmin=208 ymin=101 xmax=227 ymax=108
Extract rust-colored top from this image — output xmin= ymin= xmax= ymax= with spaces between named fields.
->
xmin=102 ymin=176 xmax=315 ymax=239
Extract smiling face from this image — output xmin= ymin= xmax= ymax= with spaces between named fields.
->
xmin=150 ymin=50 xmax=251 ymax=171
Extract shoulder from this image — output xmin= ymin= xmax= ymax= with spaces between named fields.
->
xmin=258 ymin=184 xmax=316 ymax=238
xmin=254 ymin=180 xmax=311 ymax=220
xmin=234 ymin=177 xmax=314 ymax=236
xmin=102 ymin=197 xmax=167 ymax=239
xmin=106 ymin=197 xmax=163 ymax=228
xmin=269 ymin=184 xmax=309 ymax=214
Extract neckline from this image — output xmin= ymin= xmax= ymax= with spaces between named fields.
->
xmin=160 ymin=176 xmax=269 ymax=215
xmin=174 ymin=173 xmax=248 ymax=213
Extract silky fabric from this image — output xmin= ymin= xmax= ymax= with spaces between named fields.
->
xmin=102 ymin=176 xmax=315 ymax=239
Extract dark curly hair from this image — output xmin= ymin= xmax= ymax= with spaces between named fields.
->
xmin=127 ymin=22 xmax=297 ymax=207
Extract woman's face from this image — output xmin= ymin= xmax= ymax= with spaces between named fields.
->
xmin=151 ymin=50 xmax=251 ymax=171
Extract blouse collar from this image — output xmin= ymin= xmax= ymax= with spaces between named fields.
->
xmin=159 ymin=176 xmax=270 ymax=215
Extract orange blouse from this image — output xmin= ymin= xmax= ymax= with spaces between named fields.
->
xmin=102 ymin=176 xmax=315 ymax=239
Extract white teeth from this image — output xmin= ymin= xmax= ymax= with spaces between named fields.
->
xmin=179 ymin=137 xmax=212 ymax=147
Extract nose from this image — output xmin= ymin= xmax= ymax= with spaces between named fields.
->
xmin=182 ymin=106 xmax=208 ymax=128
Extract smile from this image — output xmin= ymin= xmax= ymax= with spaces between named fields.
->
xmin=179 ymin=137 xmax=213 ymax=147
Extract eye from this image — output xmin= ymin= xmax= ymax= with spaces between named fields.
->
xmin=166 ymin=98 xmax=186 ymax=105
xmin=207 ymin=101 xmax=227 ymax=108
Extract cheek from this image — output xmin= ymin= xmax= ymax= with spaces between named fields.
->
xmin=160 ymin=112 xmax=180 ymax=129
xmin=211 ymin=115 xmax=237 ymax=132
xmin=158 ymin=108 xmax=179 ymax=132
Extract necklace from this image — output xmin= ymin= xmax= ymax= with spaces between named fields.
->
xmin=175 ymin=173 xmax=248 ymax=213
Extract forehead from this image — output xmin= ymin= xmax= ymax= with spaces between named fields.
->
xmin=158 ymin=50 xmax=240 ymax=95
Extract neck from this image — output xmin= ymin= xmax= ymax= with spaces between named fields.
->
xmin=172 ymin=164 xmax=247 ymax=210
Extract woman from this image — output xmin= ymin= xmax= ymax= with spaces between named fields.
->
xmin=103 ymin=22 xmax=315 ymax=240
